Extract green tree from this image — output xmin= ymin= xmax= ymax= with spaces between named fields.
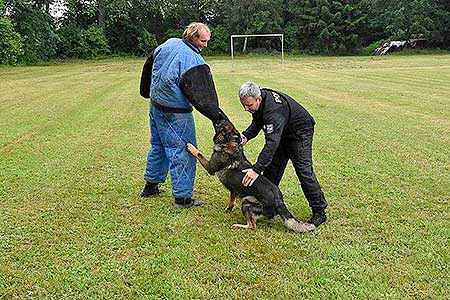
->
xmin=137 ymin=30 xmax=158 ymax=55
xmin=284 ymin=0 xmax=365 ymax=54
xmin=362 ymin=0 xmax=450 ymax=47
xmin=203 ymin=25 xmax=228 ymax=55
xmin=0 ymin=0 xmax=23 ymax=64
xmin=223 ymin=0 xmax=284 ymax=53
xmin=7 ymin=0 xmax=59 ymax=62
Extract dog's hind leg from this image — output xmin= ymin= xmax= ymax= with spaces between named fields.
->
xmin=226 ymin=191 xmax=237 ymax=212
xmin=231 ymin=198 xmax=261 ymax=229
xmin=232 ymin=213 xmax=256 ymax=229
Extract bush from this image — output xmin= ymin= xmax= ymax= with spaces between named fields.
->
xmin=358 ymin=40 xmax=384 ymax=56
xmin=137 ymin=30 xmax=158 ymax=55
xmin=164 ymin=28 xmax=184 ymax=40
xmin=57 ymin=24 xmax=110 ymax=59
xmin=81 ymin=25 xmax=110 ymax=58
xmin=56 ymin=24 xmax=85 ymax=59
xmin=202 ymin=25 xmax=228 ymax=55
xmin=0 ymin=17 xmax=23 ymax=65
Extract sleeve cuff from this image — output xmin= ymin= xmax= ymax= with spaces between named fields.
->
xmin=252 ymin=165 xmax=264 ymax=175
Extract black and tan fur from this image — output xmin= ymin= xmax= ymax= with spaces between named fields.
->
xmin=186 ymin=119 xmax=315 ymax=233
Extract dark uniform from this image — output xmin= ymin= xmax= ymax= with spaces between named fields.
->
xmin=242 ymin=88 xmax=327 ymax=214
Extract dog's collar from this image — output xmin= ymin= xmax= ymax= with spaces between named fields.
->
xmin=228 ymin=135 xmax=242 ymax=144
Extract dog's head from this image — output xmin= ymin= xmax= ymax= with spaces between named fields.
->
xmin=213 ymin=119 xmax=242 ymax=155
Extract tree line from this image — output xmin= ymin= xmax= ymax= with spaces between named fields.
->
xmin=1 ymin=0 xmax=450 ymax=65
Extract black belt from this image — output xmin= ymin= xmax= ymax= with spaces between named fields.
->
xmin=152 ymin=101 xmax=193 ymax=113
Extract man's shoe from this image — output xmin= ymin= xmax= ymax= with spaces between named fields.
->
xmin=308 ymin=212 xmax=327 ymax=227
xmin=174 ymin=198 xmax=204 ymax=209
xmin=140 ymin=182 xmax=164 ymax=197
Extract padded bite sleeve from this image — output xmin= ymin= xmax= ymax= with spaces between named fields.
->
xmin=180 ymin=64 xmax=226 ymax=124
xmin=139 ymin=51 xmax=154 ymax=98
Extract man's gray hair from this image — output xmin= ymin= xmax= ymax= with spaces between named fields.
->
xmin=239 ymin=81 xmax=261 ymax=99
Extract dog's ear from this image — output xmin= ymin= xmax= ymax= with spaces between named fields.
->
xmin=224 ymin=142 xmax=239 ymax=154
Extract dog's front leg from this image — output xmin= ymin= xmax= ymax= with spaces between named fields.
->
xmin=226 ymin=191 xmax=236 ymax=212
xmin=186 ymin=143 xmax=215 ymax=175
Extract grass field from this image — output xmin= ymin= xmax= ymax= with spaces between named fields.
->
xmin=1 ymin=55 xmax=449 ymax=299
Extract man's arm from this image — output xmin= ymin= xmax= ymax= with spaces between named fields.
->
xmin=252 ymin=112 xmax=286 ymax=174
xmin=241 ymin=113 xmax=285 ymax=186
xmin=242 ymin=118 xmax=261 ymax=142
xmin=179 ymin=64 xmax=223 ymax=125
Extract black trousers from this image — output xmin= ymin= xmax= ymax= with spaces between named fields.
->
xmin=263 ymin=128 xmax=328 ymax=213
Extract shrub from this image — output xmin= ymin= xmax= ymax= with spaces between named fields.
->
xmin=358 ymin=40 xmax=384 ymax=56
xmin=56 ymin=24 xmax=110 ymax=59
xmin=0 ymin=17 xmax=23 ymax=65
xmin=203 ymin=25 xmax=228 ymax=55
xmin=81 ymin=25 xmax=110 ymax=58
xmin=137 ymin=30 xmax=158 ymax=55
xmin=56 ymin=24 xmax=84 ymax=59
xmin=164 ymin=28 xmax=184 ymax=40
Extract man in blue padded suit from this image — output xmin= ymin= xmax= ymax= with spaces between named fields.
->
xmin=139 ymin=22 xmax=226 ymax=208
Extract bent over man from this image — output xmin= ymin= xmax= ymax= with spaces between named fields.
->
xmin=139 ymin=22 xmax=213 ymax=209
xmin=239 ymin=82 xmax=328 ymax=227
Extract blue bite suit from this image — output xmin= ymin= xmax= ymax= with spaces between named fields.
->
xmin=144 ymin=38 xmax=207 ymax=199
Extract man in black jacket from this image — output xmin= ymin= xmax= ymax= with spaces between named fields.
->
xmin=239 ymin=81 xmax=328 ymax=227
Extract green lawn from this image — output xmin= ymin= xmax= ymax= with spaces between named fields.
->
xmin=1 ymin=55 xmax=449 ymax=299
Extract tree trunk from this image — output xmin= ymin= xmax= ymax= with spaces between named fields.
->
xmin=98 ymin=0 xmax=106 ymax=33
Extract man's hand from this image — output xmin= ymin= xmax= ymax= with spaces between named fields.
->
xmin=241 ymin=134 xmax=248 ymax=145
xmin=242 ymin=168 xmax=259 ymax=187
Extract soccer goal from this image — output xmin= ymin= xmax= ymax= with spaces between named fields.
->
xmin=230 ymin=34 xmax=284 ymax=66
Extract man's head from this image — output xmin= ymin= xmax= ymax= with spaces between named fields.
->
xmin=182 ymin=22 xmax=211 ymax=51
xmin=239 ymin=81 xmax=262 ymax=114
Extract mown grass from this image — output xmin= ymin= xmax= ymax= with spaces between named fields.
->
xmin=1 ymin=55 xmax=449 ymax=299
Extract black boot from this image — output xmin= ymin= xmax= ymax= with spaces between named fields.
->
xmin=140 ymin=182 xmax=164 ymax=197
xmin=308 ymin=210 xmax=327 ymax=227
xmin=174 ymin=197 xmax=203 ymax=209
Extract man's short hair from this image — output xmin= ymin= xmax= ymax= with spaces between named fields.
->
xmin=182 ymin=22 xmax=210 ymax=43
xmin=239 ymin=81 xmax=261 ymax=99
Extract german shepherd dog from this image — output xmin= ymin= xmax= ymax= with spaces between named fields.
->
xmin=186 ymin=119 xmax=315 ymax=233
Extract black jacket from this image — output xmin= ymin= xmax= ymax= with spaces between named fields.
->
xmin=242 ymin=88 xmax=315 ymax=174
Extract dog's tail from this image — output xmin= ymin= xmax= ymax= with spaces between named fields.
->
xmin=277 ymin=203 xmax=316 ymax=233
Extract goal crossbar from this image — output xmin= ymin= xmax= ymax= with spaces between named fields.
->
xmin=230 ymin=33 xmax=284 ymax=66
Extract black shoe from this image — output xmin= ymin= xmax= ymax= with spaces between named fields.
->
xmin=174 ymin=198 xmax=203 ymax=209
xmin=140 ymin=182 xmax=164 ymax=197
xmin=308 ymin=212 xmax=327 ymax=227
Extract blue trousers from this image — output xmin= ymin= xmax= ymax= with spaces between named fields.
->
xmin=144 ymin=104 xmax=197 ymax=198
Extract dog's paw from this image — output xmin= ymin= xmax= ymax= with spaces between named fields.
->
xmin=231 ymin=223 xmax=255 ymax=229
xmin=225 ymin=206 xmax=234 ymax=212
xmin=186 ymin=143 xmax=199 ymax=157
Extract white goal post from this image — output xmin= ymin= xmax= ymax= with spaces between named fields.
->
xmin=230 ymin=34 xmax=284 ymax=65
